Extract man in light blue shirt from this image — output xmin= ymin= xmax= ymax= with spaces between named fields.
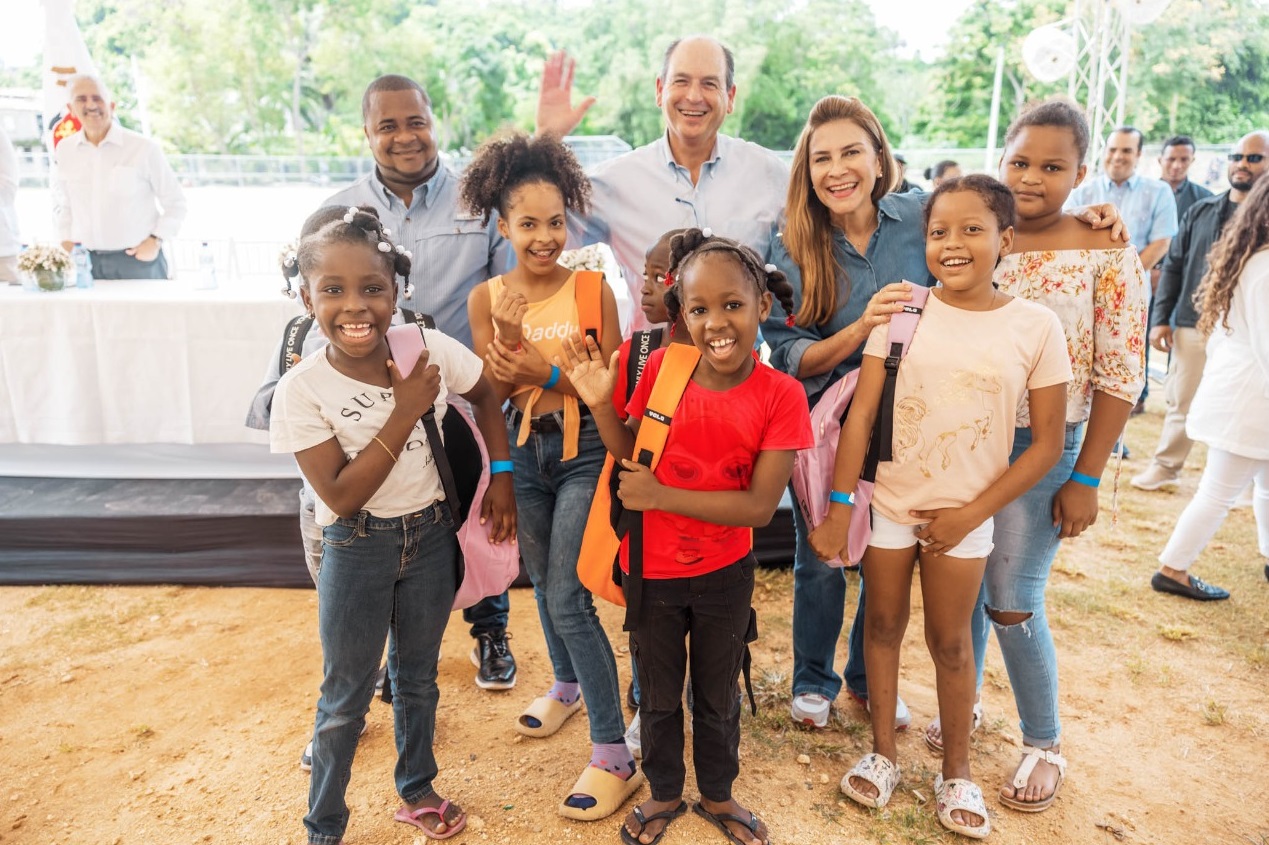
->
xmin=537 ymin=39 xmax=789 ymax=332
xmin=1068 ymin=127 xmax=1177 ymax=273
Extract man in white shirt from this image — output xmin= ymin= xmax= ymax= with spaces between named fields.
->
xmin=536 ymin=38 xmax=789 ymax=331
xmin=0 ymin=127 xmax=19 ymax=282
xmin=54 ymin=75 xmax=186 ymax=279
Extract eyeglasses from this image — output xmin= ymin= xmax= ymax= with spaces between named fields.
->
xmin=1227 ymin=153 xmax=1265 ymax=164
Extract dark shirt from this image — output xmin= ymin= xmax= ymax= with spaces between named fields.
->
xmin=1172 ymin=178 xmax=1214 ymax=224
xmin=1153 ymin=192 xmax=1237 ymax=330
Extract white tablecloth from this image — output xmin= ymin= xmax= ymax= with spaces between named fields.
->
xmin=0 ymin=279 xmax=304 ymax=478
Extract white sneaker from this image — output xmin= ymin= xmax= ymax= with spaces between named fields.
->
xmin=791 ymin=693 xmax=831 ymax=728
xmin=624 ymin=710 xmax=642 ymax=758
xmin=1131 ymin=464 xmax=1179 ymax=491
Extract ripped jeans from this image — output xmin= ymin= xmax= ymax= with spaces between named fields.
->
xmin=970 ymin=423 xmax=1082 ymax=748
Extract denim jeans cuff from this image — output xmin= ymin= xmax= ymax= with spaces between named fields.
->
xmin=308 ymin=835 xmax=343 ymax=845
xmin=793 ymin=685 xmax=840 ymax=701
xmin=401 ymin=786 xmax=437 ymax=806
xmin=1021 ymin=732 xmax=1061 ymax=749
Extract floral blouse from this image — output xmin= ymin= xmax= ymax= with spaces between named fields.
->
xmin=995 ymin=248 xmax=1149 ymax=426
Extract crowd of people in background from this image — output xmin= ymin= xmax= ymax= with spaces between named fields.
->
xmin=2 ymin=31 xmax=1265 ymax=845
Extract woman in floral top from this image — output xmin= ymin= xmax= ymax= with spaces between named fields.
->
xmin=922 ymin=100 xmax=1147 ymax=813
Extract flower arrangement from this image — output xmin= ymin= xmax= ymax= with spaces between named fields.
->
xmin=18 ymin=244 xmax=73 ymax=292
xmin=558 ymin=243 xmax=608 ymax=273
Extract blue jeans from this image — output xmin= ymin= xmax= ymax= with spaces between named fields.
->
xmin=970 ymin=423 xmax=1083 ymax=748
xmin=790 ymin=497 xmax=868 ymax=702
xmin=510 ymin=422 xmax=624 ymax=744
xmin=304 ymin=504 xmax=458 ymax=845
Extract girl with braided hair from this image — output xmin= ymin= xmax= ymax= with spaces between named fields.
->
xmin=563 ymin=229 xmax=813 ymax=845
xmin=1154 ymin=173 xmax=1269 ymax=599
xmin=270 ymin=205 xmax=516 ymax=844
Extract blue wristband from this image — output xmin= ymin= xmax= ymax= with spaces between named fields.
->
xmin=542 ymin=365 xmax=561 ymax=390
xmin=489 ymin=460 xmax=513 ymax=476
xmin=829 ymin=490 xmax=856 ymax=506
xmin=1069 ymin=471 xmax=1100 ymax=488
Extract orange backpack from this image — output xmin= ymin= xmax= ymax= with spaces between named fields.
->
xmin=576 ymin=342 xmax=700 ymax=610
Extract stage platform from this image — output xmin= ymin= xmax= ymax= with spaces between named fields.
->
xmin=0 ymin=477 xmax=797 ymax=589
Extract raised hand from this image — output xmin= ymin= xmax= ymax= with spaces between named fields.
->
xmin=559 ymin=332 xmax=617 ymax=408
xmin=536 ymin=50 xmax=596 ymax=138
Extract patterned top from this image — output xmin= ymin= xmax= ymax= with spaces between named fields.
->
xmin=995 ymin=248 xmax=1149 ymax=426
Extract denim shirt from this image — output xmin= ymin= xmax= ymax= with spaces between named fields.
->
xmin=764 ymin=191 xmax=933 ymax=406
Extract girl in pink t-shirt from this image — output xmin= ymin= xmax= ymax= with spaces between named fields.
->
xmin=809 ymin=176 xmax=1072 ymax=839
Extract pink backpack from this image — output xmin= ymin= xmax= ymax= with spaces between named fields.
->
xmin=792 ymin=284 xmax=929 ymax=567
xmin=385 ymin=324 xmax=520 ymax=610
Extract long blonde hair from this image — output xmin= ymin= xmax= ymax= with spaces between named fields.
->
xmin=784 ymin=96 xmax=897 ymax=326
xmin=1195 ymin=176 xmax=1269 ymax=335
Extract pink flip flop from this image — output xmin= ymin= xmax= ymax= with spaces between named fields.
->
xmin=393 ymin=800 xmax=467 ymax=840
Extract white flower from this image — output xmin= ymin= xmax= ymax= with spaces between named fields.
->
xmin=17 ymin=243 xmax=73 ymax=273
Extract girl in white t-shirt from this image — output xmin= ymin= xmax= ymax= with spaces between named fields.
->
xmin=808 ymin=176 xmax=1072 ymax=839
xmin=270 ymin=206 xmax=515 ymax=845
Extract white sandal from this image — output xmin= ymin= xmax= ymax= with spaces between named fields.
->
xmin=934 ymin=774 xmax=991 ymax=839
xmin=840 ymin=752 xmax=901 ymax=809
xmin=924 ymin=700 xmax=984 ymax=755
xmin=999 ymin=745 xmax=1067 ymax=813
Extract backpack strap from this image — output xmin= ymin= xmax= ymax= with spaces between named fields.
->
xmin=622 ymin=342 xmax=701 ymax=632
xmin=574 ymin=270 xmax=604 ymax=343
xmin=400 ymin=308 xmax=436 ymax=330
xmin=280 ymin=314 xmax=314 ymax=373
xmin=866 ymin=284 xmax=930 ymax=477
xmin=625 ymin=328 xmax=665 ymax=403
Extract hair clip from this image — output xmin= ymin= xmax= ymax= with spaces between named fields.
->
xmin=382 ymin=227 xmax=392 ymax=237
xmin=280 ymin=285 xmax=297 ymax=299
xmin=394 ymin=244 xmax=406 ymax=254
xmin=765 ymin=263 xmax=777 ymax=274
xmin=402 ymin=282 xmax=415 ymax=298
xmin=702 ymin=227 xmax=714 ymax=238
xmin=377 ymin=241 xmax=392 ymax=253
xmin=785 ymin=314 xmax=796 ymax=327
xmin=663 ymin=269 xmax=674 ymax=287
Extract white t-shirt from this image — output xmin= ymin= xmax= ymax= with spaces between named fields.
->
xmin=864 ymin=292 xmax=1073 ymax=524
xmin=269 ymin=328 xmax=483 ymax=526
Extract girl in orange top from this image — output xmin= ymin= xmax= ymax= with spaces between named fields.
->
xmin=463 ymin=132 xmax=636 ymax=822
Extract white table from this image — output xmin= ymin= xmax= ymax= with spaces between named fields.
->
xmin=0 ymin=279 xmax=304 ymax=478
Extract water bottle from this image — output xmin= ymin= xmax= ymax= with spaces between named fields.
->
xmin=72 ymin=243 xmax=93 ymax=289
xmin=196 ymin=241 xmax=218 ymax=290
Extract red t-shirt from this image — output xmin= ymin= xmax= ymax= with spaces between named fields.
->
xmin=621 ymin=349 xmax=813 ymax=579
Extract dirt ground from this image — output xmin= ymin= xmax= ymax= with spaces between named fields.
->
xmin=2 ymin=412 xmax=1267 ymax=845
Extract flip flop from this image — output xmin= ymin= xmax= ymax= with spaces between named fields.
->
xmin=619 ymin=800 xmax=688 ymax=845
xmin=558 ymin=764 xmax=645 ymax=821
xmin=515 ymin=694 xmax=583 ymax=738
xmin=691 ymin=801 xmax=770 ymax=845
xmin=393 ymin=800 xmax=467 ymax=840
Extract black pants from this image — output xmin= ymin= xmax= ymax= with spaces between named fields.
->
xmin=89 ymin=249 xmax=168 ymax=280
xmin=631 ymin=556 xmax=756 ymax=802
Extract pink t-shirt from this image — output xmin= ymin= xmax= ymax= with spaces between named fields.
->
xmin=864 ymin=292 xmax=1072 ymax=524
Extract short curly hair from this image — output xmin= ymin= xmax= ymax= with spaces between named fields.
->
xmin=459 ymin=131 xmax=591 ymax=225
xmin=923 ymin=174 xmax=1017 ymax=234
xmin=1005 ymin=98 xmax=1091 ymax=162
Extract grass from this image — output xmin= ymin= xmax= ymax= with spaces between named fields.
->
xmin=1200 ymin=699 xmax=1227 ymax=726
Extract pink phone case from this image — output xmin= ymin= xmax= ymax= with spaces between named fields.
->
xmin=386 ymin=324 xmax=426 ymax=377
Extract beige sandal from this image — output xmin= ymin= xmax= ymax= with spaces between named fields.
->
xmin=515 ymin=695 xmax=582 ymax=738
xmin=999 ymin=745 xmax=1066 ymax=813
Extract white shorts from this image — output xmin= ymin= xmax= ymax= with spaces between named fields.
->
xmin=868 ymin=509 xmax=995 ymax=559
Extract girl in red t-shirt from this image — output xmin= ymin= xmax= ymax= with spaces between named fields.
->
xmin=564 ymin=229 xmax=813 ymax=845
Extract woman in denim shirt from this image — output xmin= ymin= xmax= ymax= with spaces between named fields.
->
xmin=763 ymin=96 xmax=931 ymax=734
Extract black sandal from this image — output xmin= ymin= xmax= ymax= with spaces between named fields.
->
xmin=692 ymin=801 xmax=769 ymax=845
xmin=619 ymin=800 xmax=687 ymax=845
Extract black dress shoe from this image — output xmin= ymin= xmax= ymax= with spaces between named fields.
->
xmin=1150 ymin=571 xmax=1230 ymax=601
xmin=470 ymin=629 xmax=517 ymax=690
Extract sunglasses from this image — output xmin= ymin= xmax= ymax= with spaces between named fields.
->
xmin=1227 ymin=153 xmax=1265 ymax=164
